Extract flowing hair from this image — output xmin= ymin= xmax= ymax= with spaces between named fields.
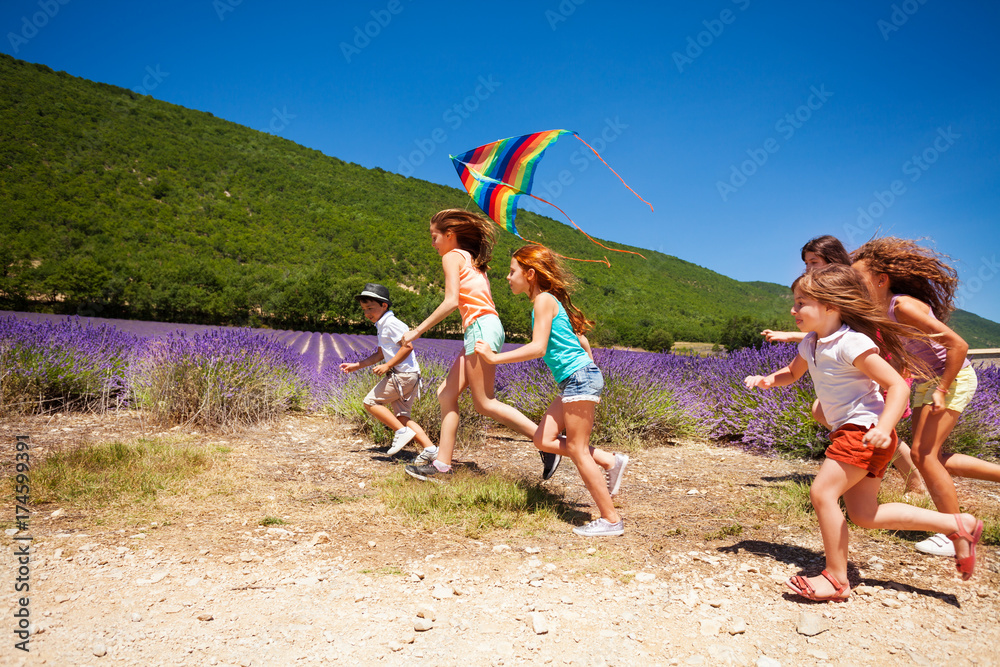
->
xmin=851 ymin=237 xmax=959 ymax=323
xmin=792 ymin=264 xmax=926 ymax=375
xmin=801 ymin=235 xmax=851 ymax=266
xmin=512 ymin=244 xmax=594 ymax=334
xmin=430 ymin=209 xmax=497 ymax=273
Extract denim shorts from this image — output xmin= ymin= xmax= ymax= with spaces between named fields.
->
xmin=463 ymin=314 xmax=505 ymax=356
xmin=557 ymin=362 xmax=604 ymax=403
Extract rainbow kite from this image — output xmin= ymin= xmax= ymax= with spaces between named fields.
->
xmin=450 ymin=129 xmax=653 ymax=261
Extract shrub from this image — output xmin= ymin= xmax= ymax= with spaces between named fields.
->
xmin=129 ymin=328 xmax=311 ymax=430
xmin=0 ymin=316 xmax=138 ymax=414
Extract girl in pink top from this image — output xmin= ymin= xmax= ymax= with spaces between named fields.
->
xmin=853 ymin=237 xmax=1000 ymax=556
xmin=401 ymin=209 xmax=559 ymax=481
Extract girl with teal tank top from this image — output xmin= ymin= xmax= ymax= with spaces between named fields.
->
xmin=475 ymin=245 xmax=630 ymax=537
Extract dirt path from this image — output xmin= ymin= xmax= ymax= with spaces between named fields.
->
xmin=2 ymin=412 xmax=999 ymax=666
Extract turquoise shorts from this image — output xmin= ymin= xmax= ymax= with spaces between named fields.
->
xmin=464 ymin=314 xmax=505 ymax=356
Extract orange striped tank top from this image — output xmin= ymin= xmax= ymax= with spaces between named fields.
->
xmin=451 ymin=248 xmax=498 ymax=329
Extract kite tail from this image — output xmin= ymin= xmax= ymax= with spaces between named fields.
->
xmin=518 ymin=235 xmax=611 ymax=267
xmin=572 ymin=133 xmax=654 ymax=213
xmin=526 ymin=192 xmax=647 ymax=261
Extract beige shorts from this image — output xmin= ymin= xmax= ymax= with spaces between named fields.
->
xmin=912 ymin=366 xmax=977 ymax=413
xmin=363 ymin=372 xmax=421 ymax=417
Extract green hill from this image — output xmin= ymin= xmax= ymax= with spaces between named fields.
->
xmin=2 ymin=54 xmax=998 ymax=348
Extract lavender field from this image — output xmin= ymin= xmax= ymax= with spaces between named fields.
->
xmin=2 ymin=311 xmax=998 ymax=459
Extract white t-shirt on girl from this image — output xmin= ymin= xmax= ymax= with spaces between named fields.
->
xmin=797 ymin=324 xmax=883 ymax=430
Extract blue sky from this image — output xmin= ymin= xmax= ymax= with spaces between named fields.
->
xmin=4 ymin=1 xmax=999 ymax=323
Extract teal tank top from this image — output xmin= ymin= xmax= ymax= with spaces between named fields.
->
xmin=532 ymin=293 xmax=592 ymax=383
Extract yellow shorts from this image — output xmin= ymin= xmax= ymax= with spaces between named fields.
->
xmin=912 ymin=366 xmax=978 ymax=413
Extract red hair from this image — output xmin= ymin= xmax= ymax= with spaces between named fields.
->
xmin=512 ymin=245 xmax=594 ymax=334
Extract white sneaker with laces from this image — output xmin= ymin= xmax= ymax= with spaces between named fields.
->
xmin=387 ymin=427 xmax=417 ymax=456
xmin=914 ymin=533 xmax=955 ymax=557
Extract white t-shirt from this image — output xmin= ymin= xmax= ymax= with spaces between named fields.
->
xmin=797 ymin=324 xmax=882 ymax=430
xmin=375 ymin=310 xmax=419 ymax=374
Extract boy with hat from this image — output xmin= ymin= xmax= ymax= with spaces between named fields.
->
xmin=340 ymin=283 xmax=437 ymax=459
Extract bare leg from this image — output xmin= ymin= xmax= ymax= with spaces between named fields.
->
xmin=910 ymin=406 xmax=963 ymax=514
xmin=538 ymin=398 xmax=618 ymax=522
xmin=844 ymin=477 xmax=975 ymax=564
xmin=803 ymin=458 xmax=865 ymax=596
xmin=365 ymin=403 xmax=404 ymax=432
xmin=399 ymin=416 xmax=434 ymax=450
xmin=464 ymin=352 xmax=539 ymax=439
xmin=434 ymin=355 xmax=469 ymax=466
xmin=892 ymin=442 xmax=927 ymax=494
xmin=940 ymin=451 xmax=1000 ymax=483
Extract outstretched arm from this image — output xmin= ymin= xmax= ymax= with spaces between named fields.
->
xmin=340 ymin=349 xmax=384 ymax=373
xmin=401 ymin=252 xmax=463 ymax=346
xmin=476 ymin=294 xmax=557 ymax=365
xmin=744 ymin=354 xmax=807 ymax=389
xmin=761 ymin=329 xmax=807 ymax=344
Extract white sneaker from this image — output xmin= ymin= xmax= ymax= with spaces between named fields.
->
xmin=573 ymin=517 xmax=624 ymax=537
xmin=387 ymin=427 xmax=417 ymax=456
xmin=412 ymin=445 xmax=438 ymax=465
xmin=606 ymin=453 xmax=629 ymax=496
xmin=915 ymin=533 xmax=955 ymax=557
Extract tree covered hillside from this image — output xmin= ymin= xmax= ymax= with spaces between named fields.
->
xmin=2 ymin=54 xmax=997 ymax=348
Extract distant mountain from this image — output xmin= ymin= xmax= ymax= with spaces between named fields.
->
xmin=2 ymin=54 xmax=998 ymax=348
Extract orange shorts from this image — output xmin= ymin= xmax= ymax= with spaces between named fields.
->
xmin=825 ymin=423 xmax=897 ymax=478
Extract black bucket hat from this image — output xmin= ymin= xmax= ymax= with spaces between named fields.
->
xmin=356 ymin=283 xmax=391 ymax=306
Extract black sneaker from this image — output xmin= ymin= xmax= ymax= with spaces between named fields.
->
xmin=405 ymin=463 xmax=451 ymax=482
xmin=540 ymin=451 xmax=562 ymax=480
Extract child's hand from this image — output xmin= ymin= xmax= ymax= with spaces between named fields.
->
xmin=339 ymin=362 xmax=359 ymax=373
xmin=744 ymin=375 xmax=772 ymax=390
xmin=474 ymin=341 xmax=497 ymax=364
xmin=372 ymin=363 xmax=390 ymax=376
xmin=400 ymin=329 xmax=419 ymax=346
xmin=761 ymin=330 xmax=796 ymax=343
xmin=931 ymin=388 xmax=947 ymax=414
xmin=862 ymin=426 xmax=894 ymax=449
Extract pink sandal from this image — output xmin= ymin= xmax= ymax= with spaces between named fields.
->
xmin=786 ymin=569 xmax=850 ymax=602
xmin=948 ymin=513 xmax=984 ymax=581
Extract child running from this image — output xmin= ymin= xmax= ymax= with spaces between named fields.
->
xmin=745 ymin=264 xmax=982 ymax=600
xmin=475 ymin=245 xmax=629 ymax=536
xmin=400 ymin=209 xmax=560 ymax=481
xmin=762 ymin=235 xmax=925 ymax=494
xmin=853 ymin=237 xmax=1000 ymax=558
xmin=339 ymin=283 xmax=435 ymax=457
